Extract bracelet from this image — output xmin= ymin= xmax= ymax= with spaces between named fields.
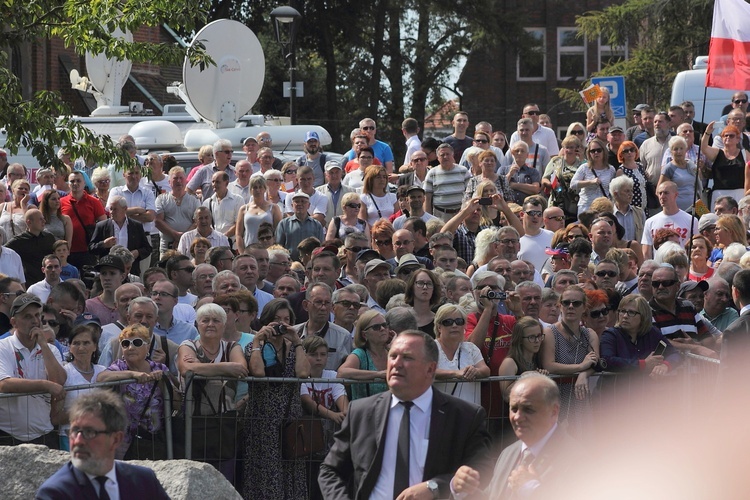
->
xmin=251 ymin=347 xmax=261 ymax=352
xmin=293 ymin=344 xmax=303 ymax=349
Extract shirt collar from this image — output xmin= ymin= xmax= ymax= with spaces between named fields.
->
xmin=85 ymin=464 xmax=117 ymax=490
xmin=391 ymin=386 xmax=433 ymax=415
xmin=521 ymin=422 xmax=558 ymax=457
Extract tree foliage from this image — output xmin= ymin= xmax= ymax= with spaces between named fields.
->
xmin=1 ymin=0 xmax=213 ymax=170
xmin=558 ymin=0 xmax=712 ymax=110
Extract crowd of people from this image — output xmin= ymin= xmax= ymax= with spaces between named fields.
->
xmin=3 ymin=92 xmax=750 ymax=498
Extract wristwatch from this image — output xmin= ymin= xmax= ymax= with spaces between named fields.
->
xmin=426 ymin=480 xmax=439 ymax=498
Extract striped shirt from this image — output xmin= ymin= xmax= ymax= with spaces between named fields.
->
xmin=650 ymin=298 xmax=711 ymax=342
xmin=423 ymin=165 xmax=472 ymax=208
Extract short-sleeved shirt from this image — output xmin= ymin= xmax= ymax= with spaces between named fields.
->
xmin=203 ymin=192 xmax=244 ymax=235
xmin=275 ymin=215 xmax=325 ymax=262
xmin=295 ymin=322 xmax=352 ymax=371
xmin=423 ymin=165 xmax=472 ymax=208
xmin=650 ymin=298 xmax=712 ymax=342
xmin=154 ymin=317 xmax=199 ymax=345
xmin=60 ymin=193 xmax=106 ymax=253
xmin=155 ymin=192 xmax=202 ymax=248
xmin=0 ymin=247 xmax=25 ymax=284
xmin=434 ymin=341 xmax=484 ymax=405
xmin=186 ymin=163 xmax=236 ymax=200
xmin=641 ymin=210 xmax=698 ymax=249
xmin=177 ymin=229 xmax=230 ymax=256
xmin=300 ymin=369 xmax=347 ymax=410
xmin=497 ymin=164 xmax=542 ymax=205
xmin=107 ymin=184 xmax=157 ymax=234
xmin=344 ymin=140 xmax=395 ymax=167
xmin=284 ymin=190 xmax=332 ymax=219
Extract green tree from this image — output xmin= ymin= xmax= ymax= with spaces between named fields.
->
xmin=1 ymin=0 xmax=212 ymax=170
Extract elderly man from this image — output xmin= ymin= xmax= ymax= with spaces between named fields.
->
xmin=233 ymin=254 xmax=273 ymax=319
xmin=452 ymin=373 xmax=578 ymax=499
xmin=294 ymin=283 xmax=352 ymax=370
xmin=0 ymin=293 xmax=66 ymax=447
xmin=508 ymin=103 xmax=560 ymax=156
xmin=273 ymin=275 xmax=301 ymax=299
xmin=267 ymin=249 xmax=293 ymax=286
xmin=398 ymin=149 xmax=430 ymax=189
xmin=207 ymin=246 xmax=233 ymax=273
xmin=641 ymin=181 xmax=698 ymax=259
xmin=519 ymin=196 xmax=553 ymax=270
xmin=254 ymin=147 xmax=276 ymax=179
xmin=424 ymin=143 xmax=473 ymax=221
xmin=36 ymin=390 xmax=170 ymax=498
xmin=89 ymin=196 xmax=151 ymax=273
xmin=6 ymin=209 xmax=56 ymax=285
xmin=649 ymin=265 xmax=717 ymax=357
xmin=256 ymin=131 xmax=284 ymax=170
xmin=187 ymin=138 xmax=236 ymax=200
xmin=319 ymin=330 xmax=492 ymax=499
xmin=176 ymin=206 xmax=230 ymax=256
xmin=190 ymin=263 xmax=217 ymax=300
xmin=283 ymin=166 xmax=331 ymax=226
xmin=636 ymin=260 xmax=659 ymax=301
xmin=639 ymin=112 xmax=673 ymax=185
xmin=701 ymin=276 xmax=738 ymax=331
xmin=202 ymin=171 xmax=243 ymax=245
xmin=498 ymin=141 xmax=541 ymax=205
xmin=150 ymin=279 xmax=198 ymax=345
xmin=316 ymin=161 xmax=354 ymax=220
xmin=517 ymin=281 xmax=543 ymax=320
xmin=212 ymin=270 xmax=241 ymax=296
xmin=107 ymin=165 xmax=156 ymax=253
xmin=241 ymin=136 xmax=260 ymax=170
xmin=155 ymin=166 xmax=201 ymax=257
xmin=229 ymin=159 xmax=253 ymax=203
xmin=276 ymin=192 xmax=325 ymax=262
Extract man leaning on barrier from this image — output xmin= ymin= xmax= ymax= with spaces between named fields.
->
xmin=0 ymin=293 xmax=66 ymax=447
xmin=36 ymin=389 xmax=170 ymax=499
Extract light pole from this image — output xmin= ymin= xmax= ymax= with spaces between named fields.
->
xmin=270 ymin=6 xmax=302 ymax=125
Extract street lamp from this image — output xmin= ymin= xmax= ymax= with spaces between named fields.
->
xmin=270 ymin=6 xmax=302 ymax=125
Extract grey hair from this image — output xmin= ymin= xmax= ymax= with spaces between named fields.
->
xmin=385 ymin=306 xmax=418 ymax=332
xmin=196 ymin=303 xmax=227 ymax=324
xmin=127 ymin=296 xmax=158 ymax=316
xmin=109 ymin=245 xmax=135 ymax=265
xmin=212 ymin=138 xmax=232 ymax=155
xmin=212 ymin=270 xmax=240 ymax=291
xmin=305 ymin=281 xmax=333 ymax=302
xmin=332 ymin=286 xmax=359 ymax=303
xmin=515 ymin=280 xmax=542 ymax=294
xmin=470 ymin=270 xmax=505 ymax=290
xmin=385 ymin=294 xmax=407 ymax=310
xmin=108 ymin=195 xmax=128 ymax=209
xmin=609 ymin=175 xmax=634 ymax=196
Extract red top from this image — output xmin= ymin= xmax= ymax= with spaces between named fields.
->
xmin=60 ymin=193 xmax=106 ymax=252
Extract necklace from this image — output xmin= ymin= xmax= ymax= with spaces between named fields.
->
xmin=73 ymin=364 xmax=95 ymax=375
xmin=201 ymin=343 xmax=220 ymax=357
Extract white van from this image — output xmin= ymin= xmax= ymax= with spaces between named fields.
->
xmin=671 ymin=56 xmax=744 ymax=123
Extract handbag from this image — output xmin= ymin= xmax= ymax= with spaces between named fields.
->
xmin=281 ymin=380 xmax=325 ymax=459
xmin=124 ymin=381 xmax=168 ymax=460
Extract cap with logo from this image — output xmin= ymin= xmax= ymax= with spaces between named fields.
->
xmin=74 ymin=313 xmax=102 ymax=328
xmin=305 ymin=131 xmax=320 ymax=142
xmin=10 ymin=293 xmax=43 ymax=317
xmin=94 ymin=255 xmax=126 ymax=273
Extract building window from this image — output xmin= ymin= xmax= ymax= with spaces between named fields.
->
xmin=517 ymin=28 xmax=546 ymax=81
xmin=598 ymin=36 xmax=628 ymax=71
xmin=557 ymin=28 xmax=586 ymax=81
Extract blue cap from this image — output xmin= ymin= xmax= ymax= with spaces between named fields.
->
xmin=305 ymin=131 xmax=320 ymax=142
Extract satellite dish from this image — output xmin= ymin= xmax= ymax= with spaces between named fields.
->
xmin=181 ymin=19 xmax=265 ymax=129
xmin=83 ymin=27 xmax=133 ymax=110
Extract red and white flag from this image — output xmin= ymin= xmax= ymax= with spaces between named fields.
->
xmin=706 ymin=0 xmax=750 ymax=89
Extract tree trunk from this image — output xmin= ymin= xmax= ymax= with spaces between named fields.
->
xmin=409 ymin=0 xmax=431 ymax=126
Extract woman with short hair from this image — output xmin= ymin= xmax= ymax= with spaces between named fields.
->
xmin=326 ymin=192 xmax=368 ymax=241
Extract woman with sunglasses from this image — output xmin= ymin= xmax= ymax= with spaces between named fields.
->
xmin=617 ymin=141 xmax=648 ymax=214
xmin=701 ymin=122 xmax=748 ymax=204
xmin=434 ymin=304 xmax=489 ymax=405
xmin=541 ymin=285 xmax=600 ymax=435
xmin=658 ymin=136 xmax=700 ymax=212
xmin=571 ymin=138 xmax=622 ymax=216
xmin=404 ymin=269 xmax=442 ymax=338
xmin=98 ymin=324 xmax=174 ymax=460
xmin=543 ymin=136 xmax=583 ymax=223
xmin=566 ymin=122 xmax=587 ymax=142
xmin=582 ymin=288 xmax=613 ymax=336
xmin=280 ymin=161 xmax=299 ymax=193
xmin=262 ymin=169 xmax=286 ymax=213
xmin=370 ymin=219 xmax=397 ymax=262
xmin=326 ymin=192 xmax=369 ymax=241
xmin=600 ymin=295 xmax=679 ymax=378
xmin=337 ymin=310 xmax=389 ymax=400
xmin=236 ymin=176 xmax=282 ymax=252
xmin=91 ymin=167 xmax=111 ymax=212
xmin=498 ymin=316 xmax=549 ymax=402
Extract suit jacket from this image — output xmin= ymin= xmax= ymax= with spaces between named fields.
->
xmin=36 ymin=461 xmax=169 ymax=499
xmin=719 ymin=309 xmax=750 ymax=382
xmin=88 ymin=217 xmax=152 ymax=266
xmin=485 ymin=427 xmax=580 ymax=500
xmin=318 ymin=389 xmax=493 ymax=499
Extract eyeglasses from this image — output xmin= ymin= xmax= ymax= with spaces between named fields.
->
xmin=473 ymin=139 xmax=488 ymax=144
xmin=561 ymin=299 xmax=584 ymax=308
xmin=311 ymin=300 xmax=332 ymax=308
xmin=618 ymin=309 xmax=641 ymax=317
xmin=345 ymin=203 xmax=361 ymax=209
xmin=723 ymin=134 xmax=737 ymax=139
xmin=439 ymin=318 xmax=466 ymax=327
xmin=346 ymin=246 xmax=368 ymax=253
xmin=120 ymin=338 xmax=146 ymax=349
xmin=589 ymin=148 xmax=603 ymax=154
xmin=97 ymin=179 xmax=112 ymax=183
xmin=415 ymin=280 xmax=434 ymax=289
xmin=571 ymin=130 xmax=585 ymax=135
xmin=734 ymin=99 xmax=748 ymax=104
xmin=366 ymin=322 xmax=388 ymax=331
xmin=150 ymin=291 xmax=176 ymax=298
xmin=588 ymin=308 xmax=609 ymax=319
xmin=68 ymin=428 xmax=113 ymax=440
xmin=595 ymin=270 xmax=618 ymax=278
xmin=621 ymin=148 xmax=636 ymax=154
xmin=498 ymin=238 xmax=519 ymax=245
xmin=652 ymin=279 xmax=678 ymax=288
xmin=375 ymin=239 xmax=391 ymax=246
xmin=334 ymin=300 xmax=362 ymax=310
xmin=177 ymin=266 xmax=195 ymax=273
xmin=525 ymin=110 xmax=541 ymax=116
xmin=221 ymin=150 xmax=233 ymax=155
xmin=361 ymin=126 xmax=375 ymax=131
xmin=42 ymin=319 xmax=59 ymax=327
xmin=523 ymin=334 xmax=545 ymax=342
xmin=525 ymin=210 xmax=543 ymax=217
xmin=546 ymin=215 xmax=565 ymax=221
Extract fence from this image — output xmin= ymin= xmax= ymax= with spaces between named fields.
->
xmin=0 ymin=357 xmax=724 ymax=498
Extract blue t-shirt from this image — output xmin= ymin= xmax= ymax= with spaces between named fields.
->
xmin=60 ymin=264 xmax=80 ymax=281
xmin=344 ymin=140 xmax=394 ymax=165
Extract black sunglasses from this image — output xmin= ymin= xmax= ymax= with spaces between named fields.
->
xmin=440 ymin=318 xmax=466 ymax=327
xmin=652 ymin=279 xmax=678 ymax=288
xmin=589 ymin=308 xmax=609 ymax=319
xmin=595 ymin=270 xmax=618 ymax=278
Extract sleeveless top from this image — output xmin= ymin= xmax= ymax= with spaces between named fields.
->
xmin=45 ymin=214 xmax=66 ymax=240
xmin=242 ymin=207 xmax=273 ymax=246
xmin=0 ymin=204 xmax=26 ymax=240
xmin=713 ymin=150 xmax=745 ymax=190
xmin=350 ymin=348 xmax=388 ymax=400
xmin=333 ymin=216 xmax=367 ymax=239
xmin=551 ymin=323 xmax=592 ymax=368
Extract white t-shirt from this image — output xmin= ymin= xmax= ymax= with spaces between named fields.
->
xmin=284 ymin=190 xmax=331 ymax=219
xmin=61 ymin=363 xmax=107 ymax=434
xmin=519 ymin=229 xmax=554 ymax=270
xmin=361 ymin=192 xmax=397 ymax=226
xmin=641 ymin=209 xmax=698 ymax=248
xmin=300 ymin=369 xmax=347 ymax=409
xmin=434 ymin=342 xmax=484 ymax=406
xmin=509 ymin=125 xmax=560 ymax=156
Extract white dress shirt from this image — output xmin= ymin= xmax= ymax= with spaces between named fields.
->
xmin=85 ymin=464 xmax=119 ymax=500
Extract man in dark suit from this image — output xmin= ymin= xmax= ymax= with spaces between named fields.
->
xmin=319 ymin=330 xmax=492 ymax=499
xmin=36 ymin=389 xmax=169 ymax=499
xmin=452 ymin=373 xmax=579 ymax=499
xmin=89 ymin=195 xmax=151 ymax=273
xmin=720 ymin=269 xmax=750 ymax=381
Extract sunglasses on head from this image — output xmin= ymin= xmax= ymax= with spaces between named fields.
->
xmin=589 ymin=308 xmax=609 ymax=319
xmin=121 ymin=338 xmax=146 ymax=349
xmin=440 ymin=318 xmax=466 ymax=327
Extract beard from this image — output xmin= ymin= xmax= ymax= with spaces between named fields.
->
xmin=72 ymin=454 xmax=108 ymax=476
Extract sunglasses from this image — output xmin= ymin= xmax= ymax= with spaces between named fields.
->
xmin=595 ymin=270 xmax=618 ymax=278
xmin=561 ymin=300 xmax=584 ymax=308
xmin=42 ymin=319 xmax=60 ymax=328
xmin=345 ymin=203 xmax=361 ymax=209
xmin=723 ymin=134 xmax=737 ymax=139
xmin=334 ymin=300 xmax=362 ymax=310
xmin=285 ymin=169 xmax=297 ymax=175
xmin=735 ymin=99 xmax=748 ymax=104
xmin=525 ymin=110 xmax=541 ymax=115
xmin=571 ymin=130 xmax=585 ymax=135
xmin=525 ymin=210 xmax=543 ymax=217
xmin=121 ymin=338 xmax=146 ymax=349
xmin=375 ymin=239 xmax=391 ymax=246
xmin=589 ymin=148 xmax=603 ymax=154
xmin=652 ymin=279 xmax=678 ymax=288
xmin=473 ymin=139 xmax=489 ymax=144
xmin=366 ymin=322 xmax=388 ymax=331
xmin=361 ymin=126 xmax=376 ymax=131
xmin=621 ymin=148 xmax=636 ymax=154
xmin=440 ymin=318 xmax=466 ymax=327
xmin=346 ymin=246 xmax=368 ymax=253
xmin=618 ymin=309 xmax=641 ymax=317
xmin=589 ymin=308 xmax=609 ymax=319
xmin=546 ymin=215 xmax=565 ymax=221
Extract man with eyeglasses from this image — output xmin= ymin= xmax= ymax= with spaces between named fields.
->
xmin=343 ymin=118 xmax=395 ymax=174
xmin=187 ymin=138 xmax=237 ymax=201
xmin=542 ymin=207 xmax=566 ymax=233
xmin=256 ymin=131 xmax=284 ymax=170
xmin=649 ymin=265 xmax=718 ymax=358
xmin=641 ymin=181 xmax=698 ymax=260
xmin=388 ymin=229 xmax=433 ymax=271
xmin=0 ymin=293 xmax=65 ymax=447
xmin=202 ymin=171 xmax=243 ymax=247
xmin=150 ymin=279 xmax=198 ymax=345
xmin=316 ymin=161 xmax=354 ymax=220
xmin=332 ymin=286 xmax=361 ymax=334
xmin=60 ymin=171 xmax=107 ymax=272
xmin=339 ymin=233 xmax=369 ymax=285
xmin=165 ymin=254 xmax=198 ymax=307
xmin=509 ymin=103 xmax=560 ymax=156
xmin=267 ymin=249 xmax=293 ymax=286
xmin=519 ymin=197 xmax=553 ymax=270
xmin=398 ymin=151 xmax=430 ymax=189
xmin=443 ymin=111 xmax=474 ymax=163
xmin=36 ymin=389 xmax=170 ymax=499
xmin=176 ymin=206 xmax=230 ymax=257
xmin=639 ymin=112 xmax=674 ymax=185
xmin=293 ymin=282 xmax=351 ymax=370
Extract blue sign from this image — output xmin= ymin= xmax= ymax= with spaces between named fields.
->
xmin=592 ymin=76 xmax=627 ymax=119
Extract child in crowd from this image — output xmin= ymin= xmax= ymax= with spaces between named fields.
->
xmin=53 ymin=240 xmax=79 ymax=281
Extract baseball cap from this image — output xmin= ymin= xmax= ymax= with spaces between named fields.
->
xmin=74 ymin=313 xmax=101 ymax=328
xmin=698 ymin=213 xmax=719 ymax=233
xmin=94 ymin=255 xmax=126 ymax=273
xmin=364 ymin=259 xmax=391 ymax=277
xmin=291 ymin=191 xmax=310 ymax=200
xmin=10 ymin=293 xmax=43 ymax=317
xmin=242 ymin=137 xmax=258 ymax=145
xmin=356 ymin=249 xmax=380 ymax=262
xmin=633 ymin=104 xmax=649 ymax=112
xmin=406 ymin=186 xmax=425 ymax=196
xmin=305 ymin=131 xmax=320 ymax=142
xmin=312 ymin=244 xmax=339 ymax=257
xmin=395 ymin=254 xmax=422 ymax=275
xmin=678 ymin=280 xmax=709 ymax=297
xmin=545 ymin=243 xmax=570 ymax=256
xmin=609 ymin=126 xmax=624 ymax=133
xmin=325 ymin=161 xmax=342 ymax=172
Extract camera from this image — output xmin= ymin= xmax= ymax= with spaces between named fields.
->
xmin=273 ymin=324 xmax=287 ymax=336
xmin=486 ymin=290 xmax=507 ymax=301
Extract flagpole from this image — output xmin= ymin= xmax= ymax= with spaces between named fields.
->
xmin=688 ymin=85 xmax=709 ymax=261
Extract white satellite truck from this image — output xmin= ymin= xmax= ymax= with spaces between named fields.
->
xmin=1 ymin=19 xmax=336 ymax=178
xmin=670 ymin=56 xmax=744 ymax=123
